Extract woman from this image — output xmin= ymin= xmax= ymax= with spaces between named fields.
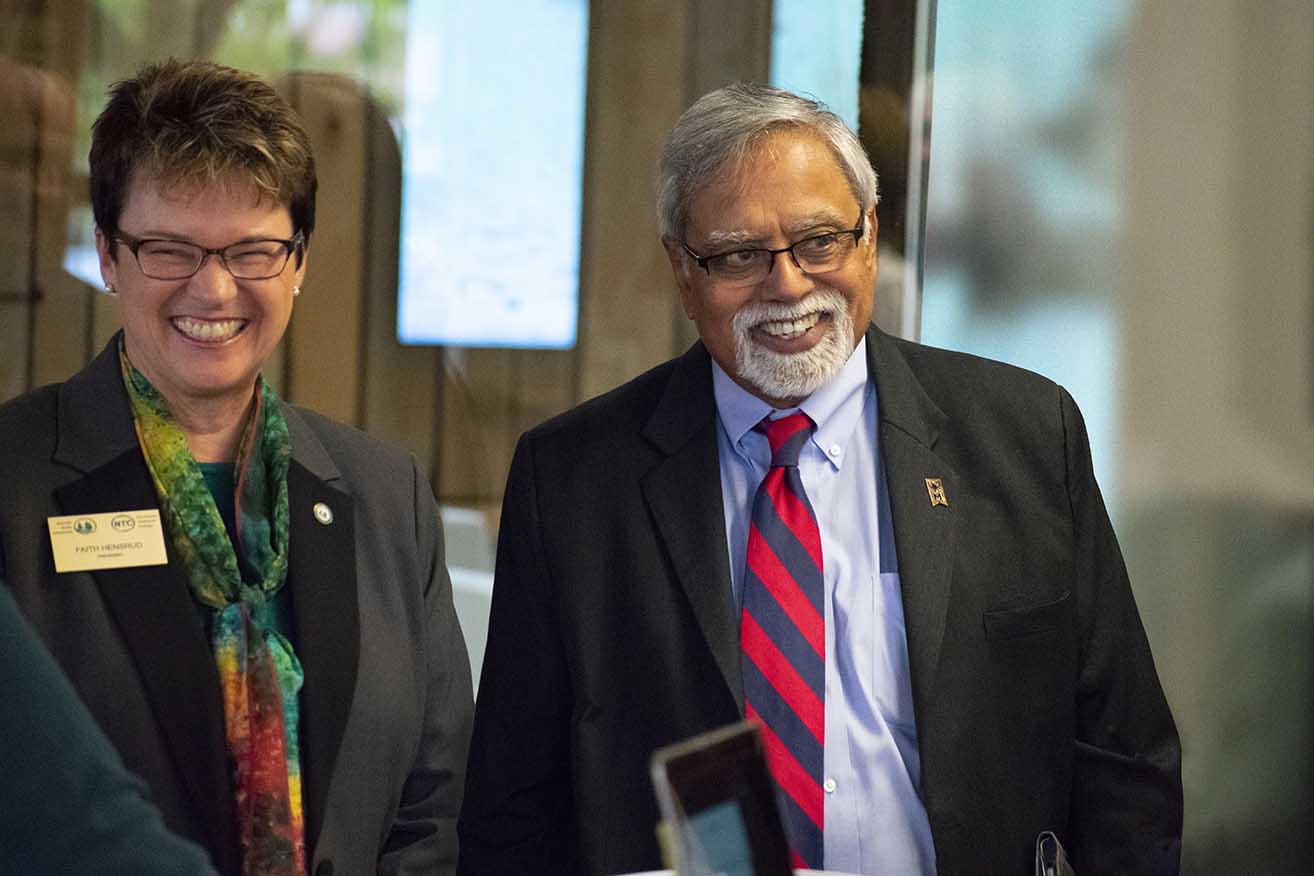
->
xmin=0 ymin=59 xmax=472 ymax=876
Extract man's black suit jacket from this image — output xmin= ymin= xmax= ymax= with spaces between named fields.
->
xmin=459 ymin=325 xmax=1182 ymax=876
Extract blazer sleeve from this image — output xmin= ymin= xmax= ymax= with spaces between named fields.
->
xmin=458 ymin=432 xmax=581 ymax=875
xmin=1061 ymin=387 xmax=1183 ymax=874
xmin=0 ymin=583 xmax=219 ymax=876
xmin=377 ymin=457 xmax=475 ymax=876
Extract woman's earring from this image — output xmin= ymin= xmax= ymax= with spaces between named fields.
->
xmin=103 ymin=283 xmax=117 ymax=296
xmin=292 ymin=285 xmax=301 ymax=297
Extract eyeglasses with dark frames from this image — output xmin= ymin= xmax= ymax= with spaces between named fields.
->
xmin=111 ymin=231 xmax=305 ymax=281
xmin=681 ymin=214 xmax=865 ymax=287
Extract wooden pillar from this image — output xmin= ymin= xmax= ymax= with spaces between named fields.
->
xmin=0 ymin=0 xmax=96 ymax=400
xmin=577 ymin=0 xmax=773 ymax=397
xmin=442 ymin=0 xmax=773 ymax=508
xmin=279 ymin=73 xmax=370 ymax=427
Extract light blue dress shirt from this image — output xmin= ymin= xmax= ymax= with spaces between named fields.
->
xmin=712 ymin=338 xmax=937 ymax=875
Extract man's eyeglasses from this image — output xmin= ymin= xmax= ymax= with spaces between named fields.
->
xmin=111 ymin=231 xmax=305 ymax=281
xmin=681 ymin=215 xmax=865 ymax=287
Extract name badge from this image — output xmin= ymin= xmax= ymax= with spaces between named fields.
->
xmin=47 ymin=510 xmax=169 ymax=573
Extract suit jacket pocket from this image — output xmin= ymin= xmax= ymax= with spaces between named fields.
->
xmin=983 ymin=590 xmax=1073 ymax=641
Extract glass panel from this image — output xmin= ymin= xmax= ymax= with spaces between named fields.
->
xmin=921 ymin=2 xmax=1128 ymax=495
xmin=920 ymin=2 xmax=1314 ymax=871
xmin=396 ymin=1 xmax=588 ymax=348
xmin=770 ymin=0 xmax=865 ymax=131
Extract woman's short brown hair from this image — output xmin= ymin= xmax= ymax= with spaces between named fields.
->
xmin=90 ymin=58 xmax=316 ymax=240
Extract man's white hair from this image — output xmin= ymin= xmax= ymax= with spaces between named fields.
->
xmin=656 ymin=82 xmax=879 ymax=242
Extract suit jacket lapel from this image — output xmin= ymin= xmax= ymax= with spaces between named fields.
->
xmin=640 ymin=343 xmax=742 ymax=709
xmin=284 ymin=408 xmax=359 ymax=856
xmin=867 ymin=327 xmax=958 ymax=719
xmin=52 ymin=339 xmax=239 ymax=873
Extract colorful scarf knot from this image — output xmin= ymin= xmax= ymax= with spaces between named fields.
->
xmin=121 ymin=347 xmax=305 ymax=876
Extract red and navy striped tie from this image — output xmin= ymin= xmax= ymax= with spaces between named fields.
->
xmin=740 ymin=412 xmax=824 ymax=869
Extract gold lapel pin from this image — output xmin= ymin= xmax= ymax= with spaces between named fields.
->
xmin=312 ymin=502 xmax=334 ymax=525
xmin=925 ymin=478 xmax=948 ymax=508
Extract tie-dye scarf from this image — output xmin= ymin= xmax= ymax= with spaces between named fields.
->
xmin=119 ymin=346 xmax=305 ymax=876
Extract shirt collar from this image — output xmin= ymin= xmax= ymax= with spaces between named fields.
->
xmin=712 ymin=336 xmax=871 ymax=470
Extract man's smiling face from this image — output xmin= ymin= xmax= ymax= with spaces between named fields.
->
xmin=666 ymin=129 xmax=877 ymax=408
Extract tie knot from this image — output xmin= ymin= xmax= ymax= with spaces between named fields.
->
xmin=758 ymin=412 xmax=814 ymax=467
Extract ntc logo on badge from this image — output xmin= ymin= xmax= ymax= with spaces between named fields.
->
xmin=111 ymin=515 xmax=136 ymax=532
xmin=73 ymin=518 xmax=96 ymax=535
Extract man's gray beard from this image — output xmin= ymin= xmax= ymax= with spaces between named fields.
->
xmin=731 ymin=288 xmax=855 ymax=404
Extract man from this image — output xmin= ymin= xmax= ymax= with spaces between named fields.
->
xmin=459 ymin=83 xmax=1182 ymax=876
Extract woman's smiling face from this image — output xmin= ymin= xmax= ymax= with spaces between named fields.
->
xmin=98 ymin=175 xmax=305 ymax=412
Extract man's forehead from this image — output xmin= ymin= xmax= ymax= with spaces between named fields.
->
xmin=686 ymin=132 xmax=859 ymax=243
xmin=700 ymin=209 xmax=854 ymax=248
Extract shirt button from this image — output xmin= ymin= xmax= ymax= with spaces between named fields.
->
xmin=823 ymin=777 xmax=837 ymax=793
xmin=827 ymin=444 xmax=842 ymax=459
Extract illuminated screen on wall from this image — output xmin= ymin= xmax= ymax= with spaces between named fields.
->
xmin=397 ymin=1 xmax=588 ymax=348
